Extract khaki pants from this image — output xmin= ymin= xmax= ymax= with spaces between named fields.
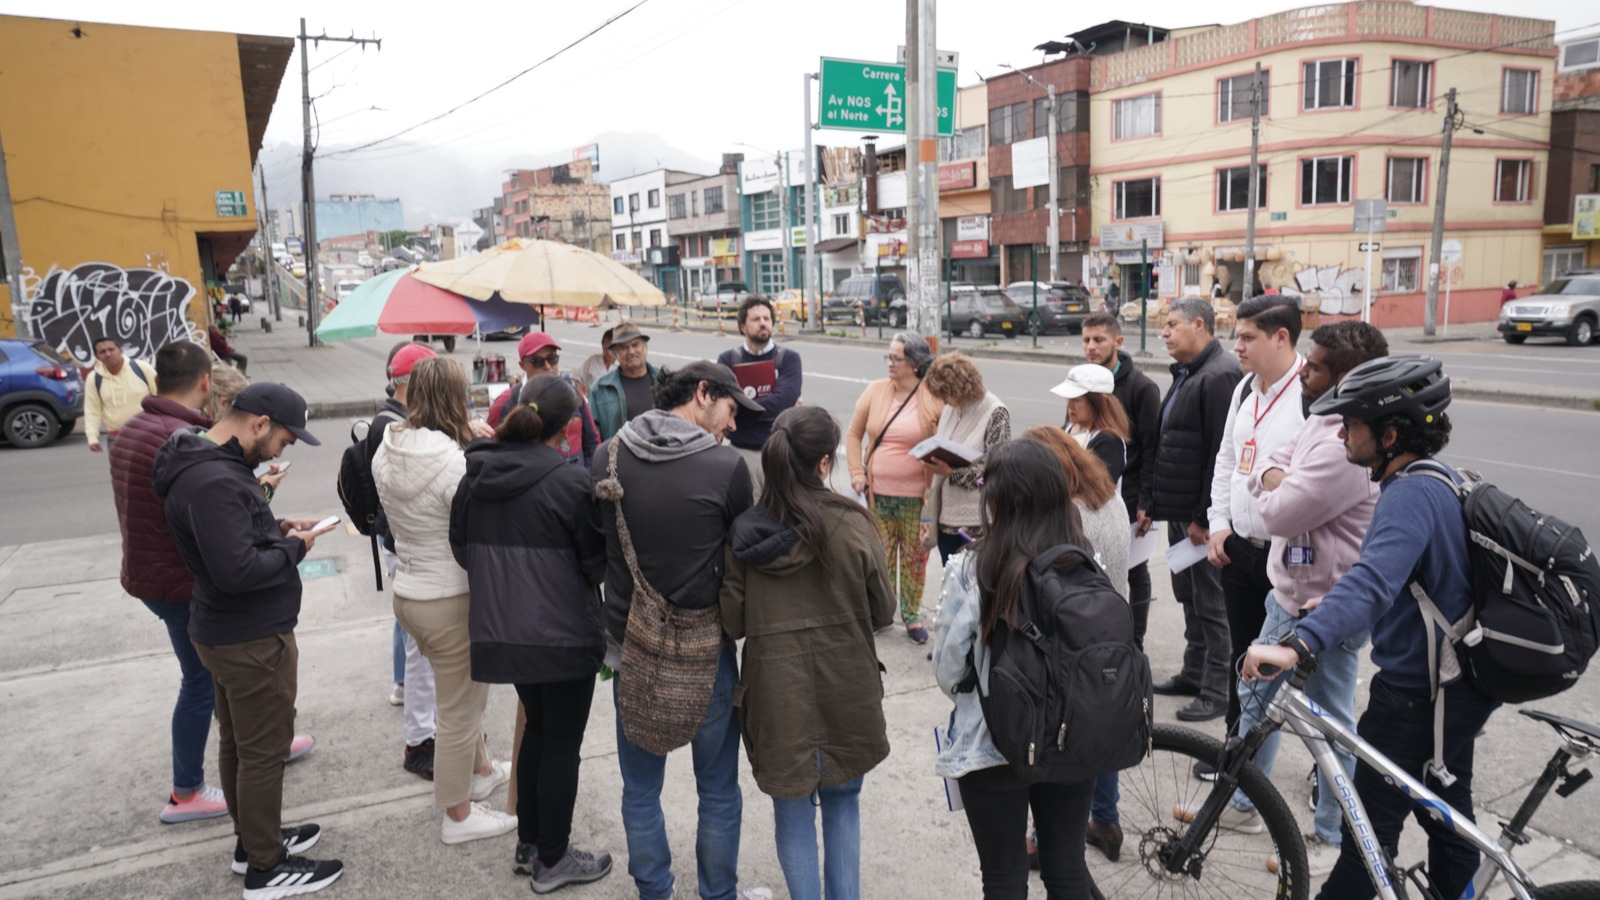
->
xmin=394 ymin=593 xmax=489 ymax=808
xmin=193 ymin=632 xmax=298 ymax=871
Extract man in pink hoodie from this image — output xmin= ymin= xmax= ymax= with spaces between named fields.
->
xmin=1211 ymin=321 xmax=1390 ymax=876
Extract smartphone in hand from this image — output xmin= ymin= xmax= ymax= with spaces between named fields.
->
xmin=312 ymin=515 xmax=341 ymax=534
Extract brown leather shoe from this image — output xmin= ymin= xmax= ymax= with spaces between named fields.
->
xmin=1086 ymin=820 xmax=1123 ymax=862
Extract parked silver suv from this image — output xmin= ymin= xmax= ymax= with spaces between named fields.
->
xmin=1499 ymin=271 xmax=1600 ymax=346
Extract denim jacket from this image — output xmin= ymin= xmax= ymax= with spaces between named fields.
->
xmin=931 ymin=552 xmax=1008 ymax=779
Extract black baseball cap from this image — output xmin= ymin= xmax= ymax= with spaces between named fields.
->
xmin=678 ymin=361 xmax=763 ymax=412
xmin=231 ymin=382 xmax=322 ymax=445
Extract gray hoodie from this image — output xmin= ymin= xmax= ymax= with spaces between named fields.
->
xmin=590 ymin=409 xmax=753 ymax=647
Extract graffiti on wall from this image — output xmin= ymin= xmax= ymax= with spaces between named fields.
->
xmin=27 ymin=262 xmax=197 ymax=366
xmin=1284 ymin=264 xmax=1368 ymax=316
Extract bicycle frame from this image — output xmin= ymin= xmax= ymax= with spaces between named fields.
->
xmin=1265 ymin=679 xmax=1538 ymax=900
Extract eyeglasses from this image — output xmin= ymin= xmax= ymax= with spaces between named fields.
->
xmin=526 ymin=352 xmax=560 ymax=368
xmin=884 ymin=354 xmax=906 ymax=364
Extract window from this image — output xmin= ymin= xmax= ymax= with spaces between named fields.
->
xmin=1303 ymin=59 xmax=1357 ymax=110
xmin=1059 ymin=166 xmax=1090 ymax=206
xmin=1113 ymin=94 xmax=1161 ymax=140
xmin=1058 ymin=91 xmax=1088 ymax=133
xmin=1391 ymin=60 xmax=1432 ymax=108
xmin=668 ymin=194 xmax=686 ymax=219
xmin=704 ymin=186 xmax=725 ymax=213
xmin=1495 ymin=159 xmax=1533 ymax=202
xmin=1562 ymin=38 xmax=1600 ymax=72
xmin=647 ymin=189 xmax=661 ymax=208
xmin=1502 ymin=69 xmax=1538 ymax=114
xmin=613 ymin=197 xmax=624 ymax=215
xmin=1386 ymin=157 xmax=1426 ymax=203
xmin=833 ymin=213 xmax=851 ymax=236
xmin=690 ymin=192 xmax=699 ymax=216
xmin=753 ymin=251 xmax=785 ymax=296
xmin=988 ymin=102 xmax=1027 ymax=145
xmin=1218 ymin=71 xmax=1269 ymax=123
xmin=1591 ymin=164 xmax=1600 ymax=193
xmin=751 ymin=192 xmax=781 ymax=230
xmin=1380 ymin=248 xmax=1421 ymax=292
xmin=650 ymin=229 xmax=661 ymax=247
xmin=1543 ymin=245 xmax=1588 ymax=284
xmin=1300 ymin=155 xmax=1353 ymax=205
xmin=1217 ymin=165 xmax=1267 ymax=212
xmin=939 ymin=124 xmax=987 ymax=161
xmin=628 ymin=193 xmax=640 ymax=212
xmin=1114 ymin=177 xmax=1161 ymax=219
xmin=991 ymin=175 xmax=1013 ymax=214
xmin=631 ymin=231 xmax=642 ymax=251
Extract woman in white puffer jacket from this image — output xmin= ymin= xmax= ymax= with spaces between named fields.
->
xmin=374 ymin=356 xmax=514 ymax=846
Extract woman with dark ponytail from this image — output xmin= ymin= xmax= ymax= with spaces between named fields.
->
xmin=450 ymin=375 xmax=614 ymax=892
xmin=721 ymin=405 xmax=895 ymax=900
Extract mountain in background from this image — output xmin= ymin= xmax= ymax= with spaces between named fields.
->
xmin=258 ymin=131 xmax=720 ymax=233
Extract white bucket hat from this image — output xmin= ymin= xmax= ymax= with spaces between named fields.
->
xmin=1049 ymin=363 xmax=1116 ymax=399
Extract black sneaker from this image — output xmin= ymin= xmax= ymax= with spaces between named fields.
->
xmin=241 ymin=854 xmax=343 ymax=899
xmin=232 ymin=825 xmax=322 ymax=875
xmin=530 ymin=846 xmax=613 ymax=894
xmin=1192 ymin=760 xmax=1219 ymax=782
xmin=404 ymin=738 xmax=435 ymax=781
xmin=514 ymin=841 xmax=537 ymax=876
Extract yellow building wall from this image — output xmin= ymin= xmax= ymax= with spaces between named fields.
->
xmin=1089 ymin=36 xmax=1555 ymax=325
xmin=0 ymin=16 xmax=261 ymax=361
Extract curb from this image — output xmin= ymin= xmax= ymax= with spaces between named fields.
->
xmin=310 ymin=399 xmax=385 ymax=420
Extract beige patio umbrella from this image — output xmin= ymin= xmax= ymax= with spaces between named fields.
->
xmin=411 ymin=237 xmax=666 ymax=307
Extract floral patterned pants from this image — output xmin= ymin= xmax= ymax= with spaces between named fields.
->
xmin=873 ymin=493 xmax=930 ymax=626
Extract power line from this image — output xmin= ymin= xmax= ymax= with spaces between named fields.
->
xmin=321 ymin=0 xmax=653 ymax=160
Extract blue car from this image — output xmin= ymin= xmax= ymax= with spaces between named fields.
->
xmin=0 ymin=338 xmax=84 ymax=448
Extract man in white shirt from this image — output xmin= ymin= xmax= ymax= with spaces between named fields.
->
xmin=1200 ymin=295 xmax=1307 ymax=727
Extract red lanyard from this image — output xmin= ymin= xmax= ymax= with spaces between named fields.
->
xmin=1251 ymin=360 xmax=1302 ymax=429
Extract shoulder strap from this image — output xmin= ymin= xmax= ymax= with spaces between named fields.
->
xmin=864 ymin=381 xmax=921 ymax=472
xmin=131 ymin=360 xmax=152 ymax=389
xmin=1234 ymin=374 xmax=1256 ymax=412
xmin=93 ymin=372 xmax=102 ymax=393
xmin=597 ymin=439 xmax=660 ymax=597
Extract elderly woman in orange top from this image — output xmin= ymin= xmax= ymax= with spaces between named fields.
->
xmin=845 ymin=332 xmax=945 ymax=643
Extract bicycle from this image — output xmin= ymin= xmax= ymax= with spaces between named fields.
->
xmin=1093 ymin=658 xmax=1600 ymax=899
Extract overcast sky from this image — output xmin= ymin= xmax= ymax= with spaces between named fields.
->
xmin=6 ymin=0 xmax=1595 ymax=170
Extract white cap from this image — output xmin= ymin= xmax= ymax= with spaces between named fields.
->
xmin=1049 ymin=363 xmax=1116 ymax=399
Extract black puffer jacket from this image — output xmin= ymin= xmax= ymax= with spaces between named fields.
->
xmin=1110 ymin=350 xmax=1161 ymax=521
xmin=1146 ymin=339 xmax=1242 ymax=528
xmin=451 ymin=439 xmax=606 ymax=684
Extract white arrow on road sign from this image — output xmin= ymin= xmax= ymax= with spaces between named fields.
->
xmin=1358 ymin=242 xmax=1380 ymax=251
xmin=877 ymin=83 xmax=903 ymax=129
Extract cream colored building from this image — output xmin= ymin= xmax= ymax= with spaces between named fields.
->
xmin=1087 ymin=2 xmax=1556 ymax=326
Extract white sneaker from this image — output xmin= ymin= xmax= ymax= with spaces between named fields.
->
xmin=388 ymin=684 xmax=404 ymax=706
xmin=469 ymin=759 xmax=511 ymax=801
xmin=440 ymin=802 xmax=517 ymax=845
xmin=736 ymin=890 xmax=774 ymax=900
xmin=1269 ymin=833 xmax=1340 ymax=877
xmin=1172 ymin=800 xmax=1264 ymax=834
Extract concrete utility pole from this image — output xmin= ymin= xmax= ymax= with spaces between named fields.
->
xmin=257 ymin=164 xmax=280 ymax=322
xmin=906 ymin=0 xmax=939 ymax=338
xmin=0 ymin=124 xmax=29 ymax=339
xmin=1046 ymin=83 xmax=1059 ymax=282
xmin=1424 ymin=87 xmax=1458 ymax=337
xmin=1243 ymin=61 xmax=1263 ymax=298
xmin=299 ymin=19 xmax=380 ymax=347
xmin=803 ymin=72 xmax=820 ymax=331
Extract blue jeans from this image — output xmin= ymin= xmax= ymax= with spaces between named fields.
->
xmin=614 ymin=642 xmax=743 ymax=900
xmin=1230 ymin=593 xmax=1368 ymax=845
xmin=392 ymin=620 xmax=405 ymax=685
xmin=141 ymin=600 xmax=215 ymax=792
xmin=1091 ymin=772 xmax=1120 ymax=825
xmin=772 ymin=771 xmax=864 ymax=900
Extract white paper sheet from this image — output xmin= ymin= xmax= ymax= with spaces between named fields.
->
xmin=1164 ymin=534 xmax=1211 ymax=574
xmin=1129 ymin=523 xmax=1164 ymax=568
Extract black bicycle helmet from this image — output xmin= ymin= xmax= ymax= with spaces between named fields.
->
xmin=1309 ymin=354 xmax=1451 ymax=425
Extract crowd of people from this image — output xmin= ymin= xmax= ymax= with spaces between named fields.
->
xmin=104 ymin=290 xmax=1495 ymax=900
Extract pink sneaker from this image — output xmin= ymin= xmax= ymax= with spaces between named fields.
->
xmin=286 ymin=734 xmax=315 ymax=763
xmin=160 ymin=783 xmax=229 ymax=824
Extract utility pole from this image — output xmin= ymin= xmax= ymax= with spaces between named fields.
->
xmin=1243 ymin=61 xmax=1262 ymax=299
xmin=1046 ymin=83 xmax=1059 ymax=282
xmin=299 ymin=19 xmax=380 ymax=347
xmin=803 ymin=72 xmax=820 ymax=331
xmin=904 ymin=0 xmax=921 ymax=333
xmin=907 ymin=0 xmax=939 ymax=338
xmin=1424 ymin=87 xmax=1457 ymax=337
xmin=0 ymin=124 xmax=29 ymax=339
xmin=257 ymin=164 xmax=280 ymax=322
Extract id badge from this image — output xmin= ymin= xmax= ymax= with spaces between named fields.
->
xmin=1237 ymin=439 xmax=1257 ymax=475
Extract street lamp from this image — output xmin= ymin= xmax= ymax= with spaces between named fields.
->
xmin=1000 ymin=63 xmax=1061 ymax=284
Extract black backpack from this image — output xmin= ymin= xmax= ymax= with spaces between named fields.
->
xmin=336 ymin=408 xmax=403 ymax=538
xmin=1403 ymin=460 xmax=1600 ymax=706
xmin=972 ymin=545 xmax=1153 ymax=784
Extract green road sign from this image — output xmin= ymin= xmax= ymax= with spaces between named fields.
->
xmin=818 ymin=57 xmax=956 ymax=136
xmin=215 ymin=189 xmax=248 ymax=217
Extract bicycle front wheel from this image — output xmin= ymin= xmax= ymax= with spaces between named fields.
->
xmin=1529 ymin=882 xmax=1600 ymax=899
xmin=1093 ymin=724 xmax=1311 ymax=900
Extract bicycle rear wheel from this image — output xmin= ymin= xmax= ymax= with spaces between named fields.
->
xmin=1529 ymin=882 xmax=1600 ymax=899
xmin=1094 ymin=724 xmax=1311 ymax=900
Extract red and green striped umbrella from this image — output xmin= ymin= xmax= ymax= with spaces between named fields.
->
xmin=315 ymin=268 xmax=540 ymax=341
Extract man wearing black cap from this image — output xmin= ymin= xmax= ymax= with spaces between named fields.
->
xmin=154 ymin=383 xmax=344 ymax=898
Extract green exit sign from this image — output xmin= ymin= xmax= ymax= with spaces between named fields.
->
xmin=818 ymin=57 xmax=956 ymax=136
xmin=1270 ymin=212 xmax=1287 ymax=222
xmin=215 ymin=189 xmax=248 ymax=218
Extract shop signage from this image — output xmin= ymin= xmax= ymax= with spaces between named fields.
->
xmin=745 ymin=230 xmax=784 ymax=251
xmin=824 ymin=184 xmax=860 ymax=207
xmin=951 ymin=239 xmax=988 ymax=259
xmin=956 ymin=215 xmax=989 ymax=241
xmin=876 ymin=239 xmax=906 ymax=258
xmin=1098 ymin=221 xmax=1163 ymax=251
xmin=612 ymin=249 xmax=643 ymax=264
xmin=1575 ymin=194 xmax=1600 ymax=240
xmin=938 ymin=162 xmax=975 ymax=191
xmin=865 ymin=214 xmax=906 ymax=234
xmin=710 ymin=237 xmax=739 ymax=257
xmin=215 ymin=190 xmax=248 ymax=217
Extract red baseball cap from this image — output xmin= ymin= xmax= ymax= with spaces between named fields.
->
xmin=388 ymin=344 xmax=438 ymax=381
xmin=517 ymin=332 xmax=562 ymax=361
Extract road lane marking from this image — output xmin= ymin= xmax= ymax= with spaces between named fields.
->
xmin=1450 ymin=455 xmax=1600 ymax=481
